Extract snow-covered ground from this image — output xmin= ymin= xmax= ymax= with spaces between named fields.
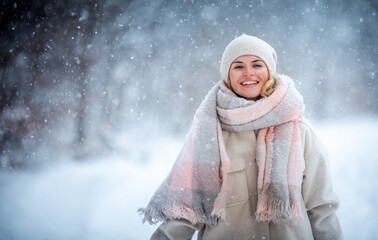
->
xmin=0 ymin=117 xmax=377 ymax=240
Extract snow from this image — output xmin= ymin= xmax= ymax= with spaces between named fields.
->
xmin=0 ymin=117 xmax=377 ymax=239
xmin=315 ymin=117 xmax=378 ymax=239
xmin=0 ymin=136 xmax=178 ymax=240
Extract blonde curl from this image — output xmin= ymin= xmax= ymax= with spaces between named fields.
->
xmin=260 ymin=69 xmax=277 ymax=98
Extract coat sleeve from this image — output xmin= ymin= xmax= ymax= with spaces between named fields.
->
xmin=151 ymin=218 xmax=204 ymax=240
xmin=300 ymin=120 xmax=343 ymax=240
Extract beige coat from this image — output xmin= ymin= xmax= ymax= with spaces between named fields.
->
xmin=151 ymin=119 xmax=342 ymax=240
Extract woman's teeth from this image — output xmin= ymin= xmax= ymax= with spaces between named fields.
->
xmin=241 ymin=81 xmax=257 ymax=85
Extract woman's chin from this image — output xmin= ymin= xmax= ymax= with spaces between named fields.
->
xmin=238 ymin=92 xmax=259 ymax=101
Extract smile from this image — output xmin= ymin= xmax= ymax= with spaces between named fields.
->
xmin=241 ymin=81 xmax=258 ymax=85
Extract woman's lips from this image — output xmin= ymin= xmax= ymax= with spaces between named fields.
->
xmin=241 ymin=81 xmax=258 ymax=85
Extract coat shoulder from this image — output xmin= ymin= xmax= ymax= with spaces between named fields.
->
xmin=298 ymin=118 xmax=327 ymax=160
xmin=298 ymin=118 xmax=314 ymax=132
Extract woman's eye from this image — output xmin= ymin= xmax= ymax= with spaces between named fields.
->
xmin=253 ymin=64 xmax=262 ymax=68
xmin=233 ymin=65 xmax=243 ymax=69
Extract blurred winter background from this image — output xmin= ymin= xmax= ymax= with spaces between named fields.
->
xmin=0 ymin=0 xmax=377 ymax=239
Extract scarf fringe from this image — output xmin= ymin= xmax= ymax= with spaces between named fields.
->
xmin=211 ymin=206 xmax=226 ymax=221
xmin=138 ymin=206 xmax=221 ymax=226
xmin=138 ymin=207 xmax=167 ymax=225
xmin=255 ymin=198 xmax=303 ymax=224
xmin=290 ymin=201 xmax=303 ymax=223
xmin=256 ymin=199 xmax=290 ymax=221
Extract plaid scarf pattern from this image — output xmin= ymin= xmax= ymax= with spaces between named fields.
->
xmin=139 ymin=75 xmax=305 ymax=225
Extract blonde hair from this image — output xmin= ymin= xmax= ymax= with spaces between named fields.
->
xmin=260 ymin=69 xmax=277 ymax=98
xmin=227 ymin=68 xmax=277 ymax=100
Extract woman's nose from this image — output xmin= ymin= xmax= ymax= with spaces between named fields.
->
xmin=243 ymin=66 xmax=255 ymax=76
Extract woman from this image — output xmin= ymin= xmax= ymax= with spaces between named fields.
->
xmin=139 ymin=34 xmax=342 ymax=240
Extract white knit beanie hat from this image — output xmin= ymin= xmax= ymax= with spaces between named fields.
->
xmin=220 ymin=34 xmax=277 ymax=82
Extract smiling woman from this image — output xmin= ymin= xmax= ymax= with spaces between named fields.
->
xmin=139 ymin=34 xmax=343 ymax=240
xmin=228 ymin=55 xmax=270 ymax=101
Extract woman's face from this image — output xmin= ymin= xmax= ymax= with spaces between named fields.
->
xmin=229 ymin=55 xmax=269 ymax=101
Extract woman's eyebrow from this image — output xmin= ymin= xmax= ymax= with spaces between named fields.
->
xmin=231 ymin=59 xmax=263 ymax=64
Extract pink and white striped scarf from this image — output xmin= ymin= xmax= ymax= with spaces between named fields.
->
xmin=139 ymin=75 xmax=305 ymax=225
